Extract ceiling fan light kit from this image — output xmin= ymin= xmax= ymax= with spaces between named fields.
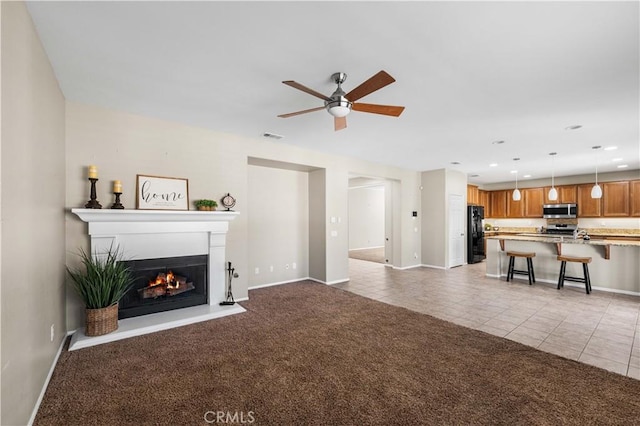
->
xmin=278 ymin=70 xmax=405 ymax=131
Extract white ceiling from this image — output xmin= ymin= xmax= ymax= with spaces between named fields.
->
xmin=26 ymin=1 xmax=639 ymax=185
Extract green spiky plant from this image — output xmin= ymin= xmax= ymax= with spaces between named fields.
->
xmin=67 ymin=245 xmax=135 ymax=309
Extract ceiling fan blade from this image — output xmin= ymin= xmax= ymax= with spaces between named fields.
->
xmin=277 ymin=106 xmax=325 ymax=118
xmin=282 ymin=81 xmax=332 ymax=102
xmin=334 ymin=116 xmax=347 ymax=131
xmin=345 ymin=70 xmax=396 ymax=102
xmin=352 ymin=102 xmax=405 ymax=117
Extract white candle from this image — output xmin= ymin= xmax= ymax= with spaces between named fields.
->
xmin=88 ymin=165 xmax=98 ymax=179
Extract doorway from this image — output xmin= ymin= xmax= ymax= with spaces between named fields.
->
xmin=348 ymin=176 xmax=397 ymax=266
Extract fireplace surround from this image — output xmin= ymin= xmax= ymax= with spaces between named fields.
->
xmin=69 ymin=209 xmax=244 ymax=350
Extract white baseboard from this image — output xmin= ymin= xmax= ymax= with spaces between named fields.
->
xmin=349 ymin=245 xmax=385 ymax=251
xmin=391 ymin=264 xmax=422 ymax=270
xmin=420 ymin=264 xmax=446 ymax=270
xmin=28 ymin=336 xmax=67 ymax=425
xmin=248 ymin=277 xmax=310 ymax=290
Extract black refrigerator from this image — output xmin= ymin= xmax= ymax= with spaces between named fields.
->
xmin=467 ymin=205 xmax=485 ymax=264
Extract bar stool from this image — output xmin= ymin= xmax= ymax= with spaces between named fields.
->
xmin=506 ymin=251 xmax=536 ymax=285
xmin=557 ymin=255 xmax=592 ymax=294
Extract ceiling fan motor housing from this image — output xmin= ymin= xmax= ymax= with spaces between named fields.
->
xmin=325 ymin=75 xmax=352 ymax=117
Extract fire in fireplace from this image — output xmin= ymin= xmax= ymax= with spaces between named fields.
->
xmin=119 ymin=255 xmax=208 ymax=319
xmin=140 ymin=271 xmax=196 ymax=299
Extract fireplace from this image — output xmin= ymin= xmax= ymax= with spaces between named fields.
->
xmin=70 ymin=208 xmax=244 ymax=351
xmin=119 ymin=255 xmax=208 ymax=319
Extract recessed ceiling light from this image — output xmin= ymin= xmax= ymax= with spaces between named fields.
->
xmin=492 ymin=140 xmax=505 ymax=145
xmin=565 ymin=125 xmax=582 ymax=130
xmin=523 ymin=174 xmax=532 ymax=178
xmin=612 ymin=158 xmax=623 ymax=162
xmin=617 ymin=164 xmax=628 ymax=168
xmin=604 ymin=146 xmax=618 ymax=151
xmin=489 ymin=163 xmax=498 ymax=167
xmin=510 ymin=170 xmax=518 ymax=174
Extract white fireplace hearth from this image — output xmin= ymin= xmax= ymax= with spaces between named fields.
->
xmin=69 ymin=208 xmax=244 ymax=350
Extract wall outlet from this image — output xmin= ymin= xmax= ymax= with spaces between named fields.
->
xmin=50 ymin=324 xmax=54 ymax=342
xmin=269 ymin=265 xmax=274 ymax=272
xmin=292 ymin=262 xmax=297 ymax=270
xmin=254 ymin=267 xmax=260 ymax=275
xmin=414 ymin=253 xmax=418 ymax=259
xmin=285 ymin=264 xmax=289 ymax=270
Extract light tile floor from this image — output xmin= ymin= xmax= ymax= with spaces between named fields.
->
xmin=334 ymin=258 xmax=640 ymax=380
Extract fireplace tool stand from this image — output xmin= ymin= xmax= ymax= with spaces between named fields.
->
xmin=220 ymin=261 xmax=238 ymax=306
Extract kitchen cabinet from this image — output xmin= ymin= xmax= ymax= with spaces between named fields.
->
xmin=577 ymin=184 xmax=601 ymax=217
xmin=489 ymin=190 xmax=507 ymax=218
xmin=524 ymin=187 xmax=545 ymax=217
xmin=467 ymin=185 xmax=479 ymax=205
xmin=479 ymin=190 xmax=490 ymax=212
xmin=631 ymin=180 xmax=640 ymax=217
xmin=506 ymin=190 xmax=524 ymax=217
xmin=603 ymin=181 xmax=630 ymax=217
xmin=543 ymin=185 xmax=577 ymax=204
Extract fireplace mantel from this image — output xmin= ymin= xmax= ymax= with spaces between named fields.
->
xmin=72 ymin=208 xmax=240 ymax=223
xmin=69 ymin=208 xmax=244 ymax=350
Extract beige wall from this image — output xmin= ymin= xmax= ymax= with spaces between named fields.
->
xmin=65 ymin=102 xmax=422 ymax=329
xmin=348 ymin=186 xmax=385 ymax=250
xmin=420 ymin=168 xmax=467 ymax=268
xmin=248 ymin=165 xmax=309 ymax=287
xmin=1 ymin=2 xmax=67 ymax=425
xmin=421 ymin=169 xmax=446 ymax=267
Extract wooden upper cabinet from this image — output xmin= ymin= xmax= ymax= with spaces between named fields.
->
xmin=631 ymin=180 xmax=640 ymax=217
xmin=506 ymin=189 xmax=524 ymax=217
xmin=603 ymin=181 xmax=630 ymax=217
xmin=467 ymin=185 xmax=479 ymax=205
xmin=523 ymin=187 xmax=545 ymax=217
xmin=543 ymin=185 xmax=577 ymax=204
xmin=577 ymin=184 xmax=601 ymax=217
xmin=479 ymin=190 xmax=490 ymax=209
xmin=481 ymin=180 xmax=638 ymax=218
xmin=489 ymin=190 xmax=507 ymax=218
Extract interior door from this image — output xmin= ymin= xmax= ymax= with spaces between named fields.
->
xmin=449 ymin=194 xmax=465 ymax=267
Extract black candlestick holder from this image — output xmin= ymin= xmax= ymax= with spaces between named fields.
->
xmin=84 ymin=178 xmax=102 ymax=209
xmin=111 ymin=192 xmax=124 ymax=209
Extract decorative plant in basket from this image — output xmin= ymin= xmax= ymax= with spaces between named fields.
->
xmin=195 ymin=199 xmax=218 ymax=211
xmin=67 ymin=245 xmax=134 ymax=336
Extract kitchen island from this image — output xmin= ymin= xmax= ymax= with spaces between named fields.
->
xmin=485 ymin=234 xmax=640 ymax=295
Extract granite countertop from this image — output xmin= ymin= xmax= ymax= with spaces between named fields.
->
xmin=484 ymin=227 xmax=640 ymax=239
xmin=486 ymin=234 xmax=640 ymax=247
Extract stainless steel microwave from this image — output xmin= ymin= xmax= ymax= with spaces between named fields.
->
xmin=543 ymin=203 xmax=577 ymax=218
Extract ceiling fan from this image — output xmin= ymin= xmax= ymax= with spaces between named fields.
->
xmin=277 ymin=70 xmax=405 ymax=131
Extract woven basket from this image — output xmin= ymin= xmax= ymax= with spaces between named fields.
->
xmin=85 ymin=304 xmax=119 ymax=336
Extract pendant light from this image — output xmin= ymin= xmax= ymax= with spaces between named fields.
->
xmin=512 ymin=158 xmax=521 ymax=201
xmin=591 ymin=145 xmax=602 ymax=199
xmin=548 ymin=152 xmax=558 ymax=201
xmin=512 ymin=170 xmax=521 ymax=201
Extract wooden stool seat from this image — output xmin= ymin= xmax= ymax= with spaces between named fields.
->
xmin=557 ymin=255 xmax=591 ymax=264
xmin=506 ymin=252 xmax=536 ymax=285
xmin=557 ymin=255 xmax=593 ymax=294
xmin=506 ymin=251 xmax=536 ymax=258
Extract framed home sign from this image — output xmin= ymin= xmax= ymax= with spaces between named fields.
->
xmin=136 ymin=175 xmax=189 ymax=210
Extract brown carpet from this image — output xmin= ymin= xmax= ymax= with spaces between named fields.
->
xmin=348 ymin=247 xmax=385 ymax=264
xmin=35 ymin=282 xmax=640 ymax=425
